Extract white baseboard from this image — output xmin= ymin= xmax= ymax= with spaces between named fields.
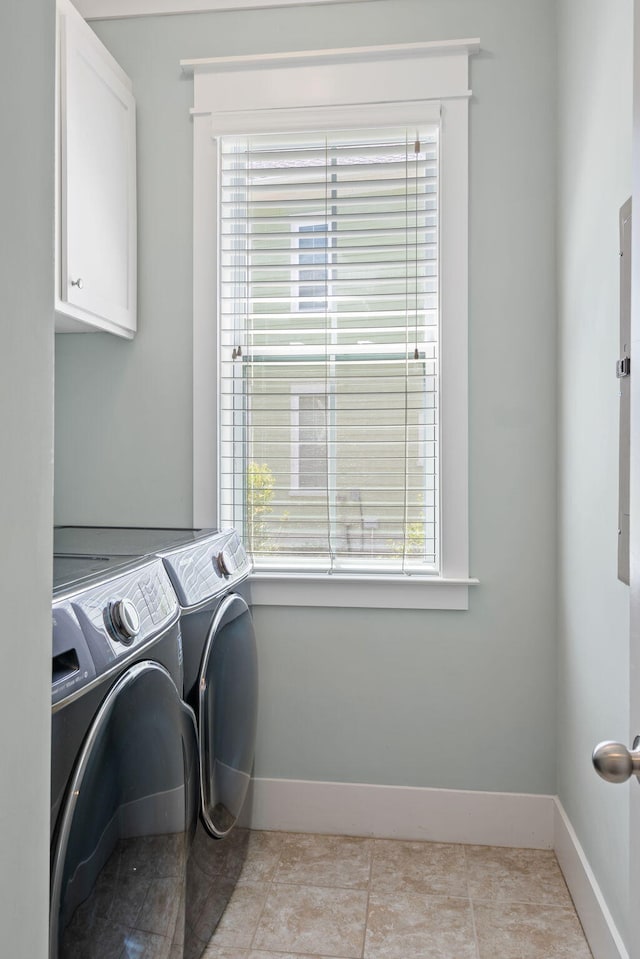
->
xmin=553 ymin=799 xmax=628 ymax=959
xmin=240 ymin=777 xmax=555 ymax=848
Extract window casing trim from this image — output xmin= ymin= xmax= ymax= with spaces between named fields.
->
xmin=248 ymin=572 xmax=479 ymax=610
xmin=189 ymin=40 xmax=477 ymax=609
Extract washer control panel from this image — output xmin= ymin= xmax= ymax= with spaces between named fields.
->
xmin=161 ymin=529 xmax=251 ymax=609
xmin=52 ymin=559 xmax=180 ymax=705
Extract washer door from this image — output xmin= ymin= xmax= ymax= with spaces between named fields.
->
xmin=50 ymin=661 xmax=199 ymax=959
xmin=199 ymin=593 xmax=258 ymax=838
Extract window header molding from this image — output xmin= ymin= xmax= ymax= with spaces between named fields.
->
xmin=182 ymin=39 xmax=480 ymax=119
xmin=181 ymin=39 xmax=481 ymax=75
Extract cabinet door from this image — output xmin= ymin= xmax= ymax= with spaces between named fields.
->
xmin=57 ymin=2 xmax=136 ymax=337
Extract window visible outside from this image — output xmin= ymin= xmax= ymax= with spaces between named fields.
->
xmin=291 ymin=387 xmax=328 ymax=493
xmin=297 ymin=224 xmax=328 ymax=312
xmin=219 ymin=126 xmax=439 ymax=576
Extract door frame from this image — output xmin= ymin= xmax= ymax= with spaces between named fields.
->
xmin=629 ymin=5 xmax=640 ymax=956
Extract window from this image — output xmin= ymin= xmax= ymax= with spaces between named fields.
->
xmin=291 ymin=386 xmax=327 ymax=494
xmin=219 ymin=126 xmax=438 ymax=574
xmin=186 ymin=41 xmax=478 ymax=608
xmin=296 ymin=224 xmax=329 ymax=312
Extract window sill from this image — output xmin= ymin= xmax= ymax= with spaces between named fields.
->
xmin=246 ymin=572 xmax=479 ymax=610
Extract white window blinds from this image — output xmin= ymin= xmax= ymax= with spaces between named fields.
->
xmin=219 ymin=125 xmax=439 ymax=575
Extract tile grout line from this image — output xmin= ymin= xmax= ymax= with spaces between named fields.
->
xmin=469 ymin=899 xmax=482 ymax=959
xmin=361 ymin=837 xmax=375 ymax=959
xmin=463 ymin=845 xmax=482 ymax=959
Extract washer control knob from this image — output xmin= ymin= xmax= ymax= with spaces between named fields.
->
xmin=216 ymin=550 xmax=231 ymax=578
xmin=109 ymin=599 xmax=140 ymax=644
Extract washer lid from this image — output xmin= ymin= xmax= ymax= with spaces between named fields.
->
xmin=54 ymin=526 xmax=218 ymax=557
xmin=53 ymin=553 xmax=144 ymax=592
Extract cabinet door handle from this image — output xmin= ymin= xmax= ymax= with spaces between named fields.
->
xmin=70 ymin=277 xmax=84 ymax=289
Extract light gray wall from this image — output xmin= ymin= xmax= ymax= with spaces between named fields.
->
xmin=557 ymin=0 xmax=633 ymax=944
xmin=0 ymin=1 xmax=54 ymax=956
xmin=55 ymin=0 xmax=559 ymax=795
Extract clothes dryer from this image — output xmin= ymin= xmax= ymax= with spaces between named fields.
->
xmin=51 ymin=554 xmax=199 ymax=959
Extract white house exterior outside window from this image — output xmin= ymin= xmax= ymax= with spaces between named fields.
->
xmin=185 ymin=40 xmax=479 ymax=609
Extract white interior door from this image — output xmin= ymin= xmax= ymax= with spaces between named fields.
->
xmin=594 ymin=8 xmax=640 ymax=953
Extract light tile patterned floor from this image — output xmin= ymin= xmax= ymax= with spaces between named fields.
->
xmin=202 ymin=832 xmax=593 ymax=959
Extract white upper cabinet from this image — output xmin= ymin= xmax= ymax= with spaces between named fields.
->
xmin=55 ymin=0 xmax=137 ymax=337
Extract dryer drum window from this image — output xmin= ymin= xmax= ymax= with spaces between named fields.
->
xmin=50 ymin=662 xmax=198 ymax=959
xmin=199 ymin=594 xmax=258 ymax=838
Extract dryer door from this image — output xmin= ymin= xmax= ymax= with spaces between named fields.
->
xmin=199 ymin=593 xmax=258 ymax=838
xmin=50 ymin=661 xmax=199 ymax=959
